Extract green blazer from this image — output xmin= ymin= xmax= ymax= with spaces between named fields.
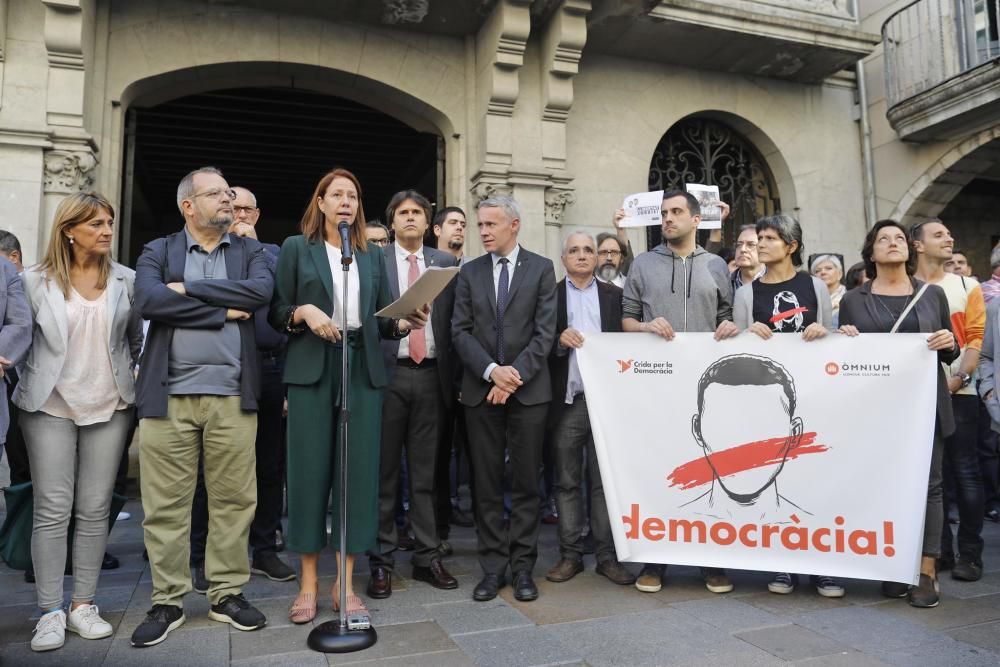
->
xmin=268 ymin=235 xmax=398 ymax=388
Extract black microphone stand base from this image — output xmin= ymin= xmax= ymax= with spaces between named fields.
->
xmin=307 ymin=623 xmax=377 ymax=653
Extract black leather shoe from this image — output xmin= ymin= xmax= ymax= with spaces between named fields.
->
xmin=367 ymin=566 xmax=392 ymax=599
xmin=102 ymin=551 xmax=120 ymax=570
xmin=413 ymin=559 xmax=458 ymax=590
xmin=473 ymin=573 xmax=505 ymax=601
xmin=512 ymin=570 xmax=538 ymax=602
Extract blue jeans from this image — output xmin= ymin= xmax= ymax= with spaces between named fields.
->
xmin=941 ymin=395 xmax=985 ymax=562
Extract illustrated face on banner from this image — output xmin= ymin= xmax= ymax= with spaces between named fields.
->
xmin=691 ymin=355 xmax=803 ymax=504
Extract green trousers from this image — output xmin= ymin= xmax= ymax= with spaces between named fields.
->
xmin=285 ymin=340 xmax=381 ymax=554
xmin=140 ymin=395 xmax=257 ymax=606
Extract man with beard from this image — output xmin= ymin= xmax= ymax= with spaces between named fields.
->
xmin=595 ymin=209 xmax=634 ymax=288
xmin=434 ymin=206 xmax=467 ymax=265
xmin=622 ymin=189 xmax=738 ymax=596
xmin=131 ymin=167 xmax=274 ymax=647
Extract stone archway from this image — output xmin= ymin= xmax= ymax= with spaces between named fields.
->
xmin=646 ymin=112 xmax=794 ymax=249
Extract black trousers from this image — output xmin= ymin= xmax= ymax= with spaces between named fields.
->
xmin=941 ymin=394 xmax=985 ymax=561
xmin=371 ymin=363 xmax=444 ymax=569
xmin=465 ymin=399 xmax=548 ymax=576
xmin=191 ymin=357 xmax=286 ymax=564
xmin=977 ymin=399 xmax=999 ymax=514
xmin=435 ymin=402 xmax=471 ymax=539
xmin=5 ymin=371 xmax=30 ymax=485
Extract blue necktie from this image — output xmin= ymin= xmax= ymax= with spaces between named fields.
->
xmin=496 ymin=258 xmax=509 ymax=364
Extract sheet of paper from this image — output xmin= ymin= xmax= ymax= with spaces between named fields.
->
xmin=619 ymin=190 xmax=664 ymax=227
xmin=686 ymin=183 xmax=723 ymax=230
xmin=375 ymin=266 xmax=460 ymax=318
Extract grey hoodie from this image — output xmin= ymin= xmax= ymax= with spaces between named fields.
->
xmin=622 ymin=243 xmax=733 ymax=332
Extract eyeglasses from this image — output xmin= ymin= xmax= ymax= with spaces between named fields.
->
xmin=191 ymin=189 xmax=236 ymax=201
xmin=370 ymin=238 xmax=389 ymax=246
xmin=233 ymin=205 xmax=257 ymax=215
xmin=597 ymin=249 xmax=621 ymax=258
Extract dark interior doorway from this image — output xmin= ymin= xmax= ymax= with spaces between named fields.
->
xmin=121 ymin=87 xmax=441 ymax=264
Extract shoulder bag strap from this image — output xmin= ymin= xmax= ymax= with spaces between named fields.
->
xmin=890 ymin=283 xmax=930 ymax=334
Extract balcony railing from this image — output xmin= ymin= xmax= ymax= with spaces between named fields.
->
xmin=883 ymin=0 xmax=1000 ymax=108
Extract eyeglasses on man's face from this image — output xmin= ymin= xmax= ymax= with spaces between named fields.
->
xmin=597 ymin=249 xmax=621 ymax=259
xmin=233 ymin=205 xmax=257 ymax=215
xmin=191 ymin=188 xmax=236 ymax=201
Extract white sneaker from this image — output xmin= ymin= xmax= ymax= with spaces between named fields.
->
xmin=67 ymin=604 xmax=114 ymax=639
xmin=31 ymin=609 xmax=66 ymax=652
xmin=117 ymin=511 xmax=131 ymax=521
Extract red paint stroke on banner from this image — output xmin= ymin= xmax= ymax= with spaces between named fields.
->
xmin=667 ymin=432 xmax=828 ymax=490
xmin=769 ymin=307 xmax=809 ymax=323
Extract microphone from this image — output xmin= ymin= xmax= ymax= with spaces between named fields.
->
xmin=338 ymin=221 xmax=353 ymax=266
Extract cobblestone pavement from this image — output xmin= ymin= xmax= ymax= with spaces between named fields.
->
xmin=3 ymin=499 xmax=1000 ymax=666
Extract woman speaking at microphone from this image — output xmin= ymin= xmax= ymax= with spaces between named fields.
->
xmin=269 ymin=168 xmax=427 ymax=626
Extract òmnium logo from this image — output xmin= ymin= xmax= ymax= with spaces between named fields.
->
xmin=828 ymin=360 xmax=892 ymax=377
xmin=617 ymin=359 xmax=673 ymax=375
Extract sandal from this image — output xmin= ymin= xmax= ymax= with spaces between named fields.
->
xmin=288 ymin=591 xmax=317 ymax=624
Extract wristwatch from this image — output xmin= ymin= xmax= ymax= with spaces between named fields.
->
xmin=954 ymin=371 xmax=971 ymax=389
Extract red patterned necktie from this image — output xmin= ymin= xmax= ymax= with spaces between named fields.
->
xmin=406 ymin=254 xmax=426 ymax=363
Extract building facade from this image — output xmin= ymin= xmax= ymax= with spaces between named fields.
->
xmin=0 ymin=0 xmax=995 ymax=273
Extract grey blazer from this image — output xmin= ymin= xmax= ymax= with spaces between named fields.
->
xmin=733 ymin=273 xmax=833 ymax=330
xmin=979 ymin=298 xmax=1000 ymax=431
xmin=13 ymin=263 xmax=143 ymax=413
xmin=0 ymin=258 xmax=32 ymax=443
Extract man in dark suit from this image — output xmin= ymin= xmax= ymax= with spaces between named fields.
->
xmin=545 ymin=232 xmax=635 ymax=587
xmin=452 ymin=194 xmax=557 ymax=602
xmin=368 ymin=190 xmax=460 ymax=597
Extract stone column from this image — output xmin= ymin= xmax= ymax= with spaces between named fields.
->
xmin=41 ymin=143 xmax=97 ymax=251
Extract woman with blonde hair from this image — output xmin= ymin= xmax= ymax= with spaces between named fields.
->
xmin=14 ymin=192 xmax=143 ymax=652
xmin=269 ymin=168 xmax=427 ymax=625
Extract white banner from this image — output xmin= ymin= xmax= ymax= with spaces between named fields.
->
xmin=576 ymin=333 xmax=938 ymax=584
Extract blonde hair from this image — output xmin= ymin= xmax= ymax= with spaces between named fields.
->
xmin=39 ymin=192 xmax=114 ymax=298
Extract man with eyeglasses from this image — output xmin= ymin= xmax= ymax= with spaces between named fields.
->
xmin=730 ymin=224 xmax=766 ymax=293
xmin=132 ymin=167 xmax=274 ymax=647
xmin=595 ymin=209 xmax=634 ymax=288
xmin=545 ymin=232 xmax=633 ymax=587
xmin=187 ymin=186 xmax=296 ymax=595
xmin=365 ymin=220 xmax=390 ymax=247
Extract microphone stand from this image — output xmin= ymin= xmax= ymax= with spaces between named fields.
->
xmin=308 ymin=233 xmax=377 ymax=654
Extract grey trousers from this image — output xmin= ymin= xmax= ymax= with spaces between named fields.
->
xmin=552 ymin=397 xmax=615 ymax=563
xmin=22 ymin=409 xmax=133 ymax=609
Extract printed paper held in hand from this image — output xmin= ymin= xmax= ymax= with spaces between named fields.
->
xmin=375 ymin=266 xmax=460 ymax=318
xmin=686 ymin=183 xmax=723 ymax=230
xmin=619 ymin=190 xmax=664 ymax=227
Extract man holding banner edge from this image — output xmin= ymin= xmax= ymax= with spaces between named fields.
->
xmin=621 ymin=189 xmax=738 ymax=594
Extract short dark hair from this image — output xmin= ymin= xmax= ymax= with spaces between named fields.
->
xmin=661 ymin=189 xmax=700 ymax=217
xmin=433 ymin=206 xmax=465 ymax=228
xmin=365 ymin=219 xmax=390 ymax=236
xmin=0 ymin=230 xmax=22 ymax=256
xmin=596 ymin=232 xmax=627 ymax=255
xmin=385 ymin=190 xmax=432 ymax=226
xmin=907 ymin=217 xmax=944 ymax=242
xmin=862 ymin=219 xmax=915 ymax=278
xmin=756 ymin=214 xmax=804 ymax=267
xmin=696 ymin=354 xmax=797 ymax=417
xmin=844 ymin=261 xmax=868 ymax=289
xmin=950 ymin=248 xmax=967 ymax=258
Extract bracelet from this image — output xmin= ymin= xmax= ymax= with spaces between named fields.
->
xmin=283 ymin=305 xmax=306 ymax=334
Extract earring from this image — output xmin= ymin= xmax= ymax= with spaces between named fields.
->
xmin=68 ymin=237 xmax=74 ymax=245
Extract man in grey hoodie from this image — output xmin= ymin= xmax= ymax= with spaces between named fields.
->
xmin=622 ymin=188 xmax=738 ymax=595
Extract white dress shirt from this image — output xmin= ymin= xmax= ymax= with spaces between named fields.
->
xmin=394 ymin=242 xmax=437 ymax=359
xmin=482 ymin=244 xmax=521 ymax=381
xmin=325 ymin=242 xmax=362 ymax=330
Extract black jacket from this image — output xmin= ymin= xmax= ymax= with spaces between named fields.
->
xmin=838 ymin=278 xmax=959 ymax=437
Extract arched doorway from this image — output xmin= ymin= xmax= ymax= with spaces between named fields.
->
xmin=120 ymin=86 xmax=442 ymax=263
xmin=647 ymin=117 xmax=781 ymax=249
